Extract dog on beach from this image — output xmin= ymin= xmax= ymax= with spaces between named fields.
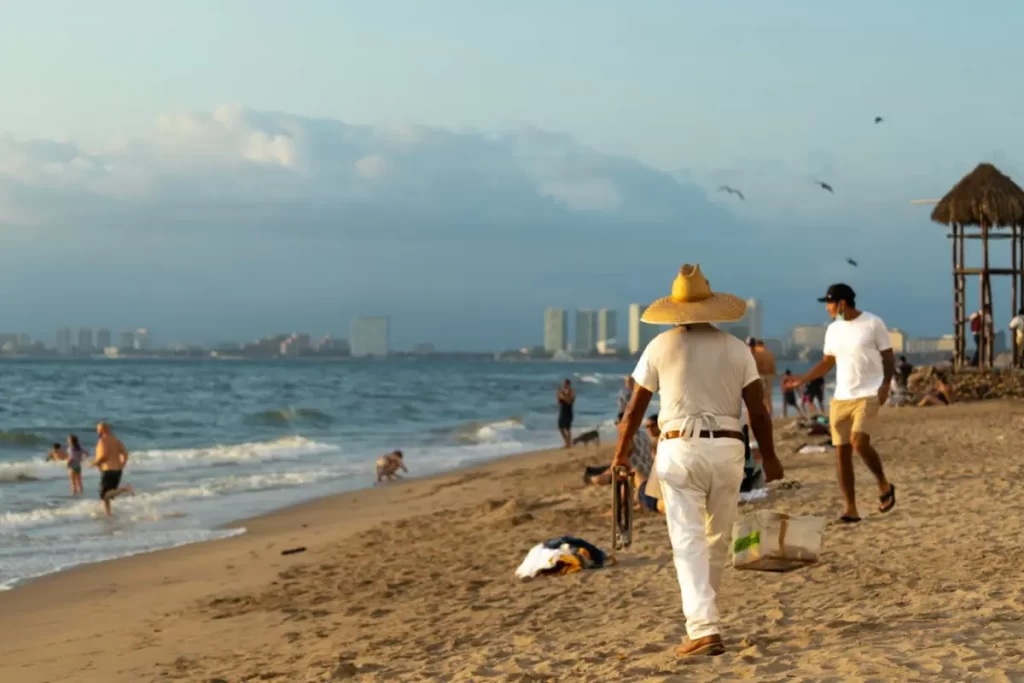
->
xmin=572 ymin=430 xmax=600 ymax=449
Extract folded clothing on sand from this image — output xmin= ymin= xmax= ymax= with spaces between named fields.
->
xmin=515 ymin=536 xmax=609 ymax=579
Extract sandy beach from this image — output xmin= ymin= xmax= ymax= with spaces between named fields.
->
xmin=3 ymin=401 xmax=1024 ymax=682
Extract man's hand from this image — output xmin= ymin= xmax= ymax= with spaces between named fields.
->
xmin=877 ymin=383 xmax=890 ymax=406
xmin=762 ymin=453 xmax=785 ymax=482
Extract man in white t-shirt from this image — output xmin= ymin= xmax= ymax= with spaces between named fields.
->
xmin=1009 ymin=309 xmax=1024 ymax=366
xmin=613 ymin=264 xmax=784 ymax=659
xmin=787 ymin=284 xmax=896 ymax=521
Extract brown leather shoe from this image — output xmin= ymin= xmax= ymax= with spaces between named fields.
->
xmin=677 ymin=634 xmax=725 ymax=658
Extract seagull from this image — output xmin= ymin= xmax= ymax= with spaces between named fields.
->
xmin=718 ymin=185 xmax=745 ymax=201
xmin=874 ymin=116 xmax=884 ymax=124
xmin=846 ymin=258 xmax=858 ymax=267
xmin=815 ymin=181 xmax=834 ymax=194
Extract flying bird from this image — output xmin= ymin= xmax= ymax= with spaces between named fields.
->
xmin=718 ymin=185 xmax=745 ymax=201
xmin=815 ymin=181 xmax=834 ymax=194
xmin=846 ymin=258 xmax=858 ymax=267
xmin=874 ymin=116 xmax=884 ymax=124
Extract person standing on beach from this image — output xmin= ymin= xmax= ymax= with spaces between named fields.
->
xmin=613 ymin=264 xmax=784 ymax=658
xmin=969 ymin=311 xmax=982 ymax=366
xmin=90 ymin=422 xmax=134 ymax=516
xmin=65 ymin=435 xmax=87 ymax=496
xmin=1009 ymin=309 xmax=1024 ymax=365
xmin=617 ymin=376 xmax=634 ymax=422
xmin=556 ymin=379 xmax=575 ymax=448
xmin=897 ymin=356 xmax=913 ymax=390
xmin=780 ymin=370 xmax=804 ymax=418
xmin=786 ymin=284 xmax=896 ymax=522
xmin=748 ymin=338 xmax=776 ymax=414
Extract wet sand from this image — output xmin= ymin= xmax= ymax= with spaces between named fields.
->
xmin=2 ymin=401 xmax=1024 ymax=682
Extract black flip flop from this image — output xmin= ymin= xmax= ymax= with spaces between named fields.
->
xmin=879 ymin=484 xmax=896 ymax=513
xmin=837 ymin=515 xmax=861 ymax=524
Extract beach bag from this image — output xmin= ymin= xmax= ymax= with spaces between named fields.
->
xmin=732 ymin=510 xmax=826 ymax=572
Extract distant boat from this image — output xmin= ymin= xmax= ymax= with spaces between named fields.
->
xmin=552 ymin=350 xmax=574 ymax=362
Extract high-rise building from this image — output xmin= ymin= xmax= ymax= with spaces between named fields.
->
xmin=77 ymin=327 xmax=94 ymax=354
xmin=56 ymin=327 xmax=73 ymax=355
xmin=627 ymin=304 xmax=659 ymax=355
xmin=350 ymin=317 xmax=390 ymax=357
xmin=543 ymin=308 xmax=568 ymax=353
xmin=788 ymin=324 xmax=828 ymax=350
xmin=119 ymin=330 xmax=135 ymax=350
xmin=134 ymin=328 xmax=151 ymax=351
xmin=575 ymin=309 xmax=597 ymax=355
xmin=744 ymin=299 xmax=762 ymax=340
xmin=597 ymin=309 xmax=617 ymax=354
xmin=96 ymin=328 xmax=112 ymax=350
xmin=719 ymin=298 xmax=760 ymax=341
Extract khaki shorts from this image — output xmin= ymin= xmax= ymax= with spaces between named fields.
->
xmin=829 ymin=397 xmax=879 ymax=445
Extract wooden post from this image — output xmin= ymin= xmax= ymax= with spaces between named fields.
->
xmin=1013 ymin=224 xmax=1019 ymax=368
xmin=982 ymin=221 xmax=993 ymax=367
xmin=959 ymin=225 xmax=967 ymax=367
xmin=952 ymin=223 xmax=960 ymax=369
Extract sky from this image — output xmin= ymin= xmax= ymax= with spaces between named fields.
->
xmin=1 ymin=1 xmax=1023 ymax=350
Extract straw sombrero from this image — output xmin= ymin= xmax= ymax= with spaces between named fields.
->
xmin=641 ymin=264 xmax=747 ymax=325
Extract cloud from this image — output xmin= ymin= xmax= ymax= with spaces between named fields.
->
xmin=355 ymin=154 xmax=389 ymax=180
xmin=0 ymin=104 xmax=733 ymax=235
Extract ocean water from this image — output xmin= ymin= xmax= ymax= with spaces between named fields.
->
xmin=0 ymin=357 xmax=821 ymax=590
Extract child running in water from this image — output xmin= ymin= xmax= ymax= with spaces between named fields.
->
xmin=65 ymin=434 xmax=88 ymax=496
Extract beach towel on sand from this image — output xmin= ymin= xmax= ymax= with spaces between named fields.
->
xmin=515 ymin=536 xmax=610 ymax=579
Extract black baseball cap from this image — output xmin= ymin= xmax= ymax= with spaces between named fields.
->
xmin=818 ymin=283 xmax=856 ymax=304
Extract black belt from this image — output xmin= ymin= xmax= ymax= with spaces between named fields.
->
xmin=661 ymin=429 xmax=745 ymax=442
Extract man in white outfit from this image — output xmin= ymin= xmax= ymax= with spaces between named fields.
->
xmin=613 ymin=264 xmax=784 ymax=658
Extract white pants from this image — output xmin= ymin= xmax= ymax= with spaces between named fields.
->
xmin=656 ymin=435 xmax=745 ymax=640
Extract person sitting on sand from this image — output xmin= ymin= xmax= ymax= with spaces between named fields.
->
xmin=584 ymin=420 xmax=652 ymax=489
xmin=635 ymin=415 xmax=664 ymax=514
xmin=375 ymin=450 xmax=407 ymax=484
xmin=917 ymin=374 xmax=953 ymax=407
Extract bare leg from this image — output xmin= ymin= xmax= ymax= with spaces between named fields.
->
xmin=560 ymin=428 xmax=571 ymax=449
xmin=850 ymin=433 xmax=890 ymax=496
xmin=74 ymin=471 xmax=83 ymax=495
xmin=104 ymin=486 xmax=135 ymax=514
xmin=68 ymin=471 xmax=76 ymax=495
xmin=835 ymin=444 xmax=859 ymax=518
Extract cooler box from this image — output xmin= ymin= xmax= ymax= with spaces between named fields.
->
xmin=732 ymin=511 xmax=826 ymax=571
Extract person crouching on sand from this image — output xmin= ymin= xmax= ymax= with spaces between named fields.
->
xmin=614 ymin=264 xmax=784 ymax=659
xmin=375 ymin=450 xmax=407 ymax=484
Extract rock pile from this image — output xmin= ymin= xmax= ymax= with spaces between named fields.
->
xmin=907 ymin=366 xmax=1024 ymax=402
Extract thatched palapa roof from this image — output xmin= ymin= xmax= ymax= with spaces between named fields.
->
xmin=930 ymin=163 xmax=1024 ymax=227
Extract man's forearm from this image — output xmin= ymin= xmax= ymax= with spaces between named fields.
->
xmin=614 ymin=389 xmax=651 ymax=462
xmin=799 ymin=357 xmax=834 ymax=384
xmin=748 ymin=411 xmax=776 ymax=464
xmin=881 ymin=351 xmax=895 ymax=384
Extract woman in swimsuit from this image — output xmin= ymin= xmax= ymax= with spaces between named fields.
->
xmin=65 ymin=434 xmax=87 ymax=495
xmin=556 ymin=379 xmax=575 ymax=449
xmin=917 ymin=375 xmax=953 ymax=407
